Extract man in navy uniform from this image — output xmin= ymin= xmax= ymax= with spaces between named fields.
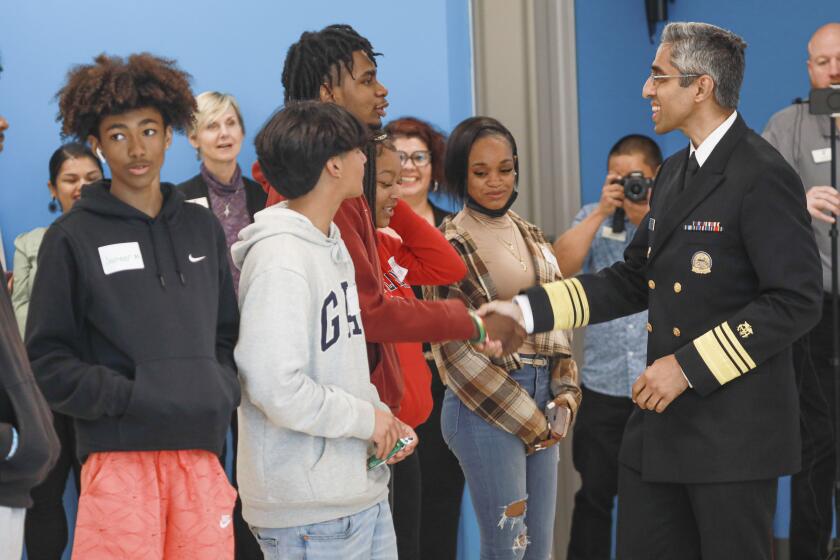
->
xmin=486 ymin=22 xmax=823 ymax=559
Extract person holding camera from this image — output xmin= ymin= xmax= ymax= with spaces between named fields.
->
xmin=553 ymin=134 xmax=661 ymax=560
xmin=761 ymin=22 xmax=840 ymax=560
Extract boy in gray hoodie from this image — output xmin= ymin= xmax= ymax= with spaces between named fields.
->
xmin=233 ymin=101 xmax=416 ymax=559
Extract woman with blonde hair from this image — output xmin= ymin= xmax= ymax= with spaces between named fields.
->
xmin=179 ymin=91 xmax=267 ymax=297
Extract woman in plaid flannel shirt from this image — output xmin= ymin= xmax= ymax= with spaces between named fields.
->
xmin=425 ymin=116 xmax=581 ymax=559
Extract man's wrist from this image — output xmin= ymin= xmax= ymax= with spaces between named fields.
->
xmin=512 ymin=295 xmax=535 ymax=334
xmin=675 ymin=359 xmax=693 ymax=389
xmin=593 ymin=206 xmax=611 ymax=220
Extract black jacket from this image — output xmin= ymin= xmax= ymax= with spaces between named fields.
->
xmin=526 ymin=115 xmax=822 ymax=483
xmin=177 ymin=173 xmax=267 ymax=222
xmin=0 ymin=262 xmax=59 ymax=507
xmin=26 ymin=181 xmax=240 ymax=461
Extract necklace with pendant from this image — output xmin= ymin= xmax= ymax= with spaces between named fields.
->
xmin=475 ymin=214 xmax=527 ymax=270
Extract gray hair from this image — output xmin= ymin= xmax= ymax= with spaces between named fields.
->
xmin=661 ymin=22 xmax=747 ymax=109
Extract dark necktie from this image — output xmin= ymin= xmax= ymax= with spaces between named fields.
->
xmin=683 ymin=152 xmax=699 ymax=191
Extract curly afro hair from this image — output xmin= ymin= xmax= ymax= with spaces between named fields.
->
xmin=56 ymin=52 xmax=196 ymax=140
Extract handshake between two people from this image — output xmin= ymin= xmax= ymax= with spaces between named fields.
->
xmin=476 ymin=298 xmax=690 ymax=415
xmin=474 ymin=299 xmax=576 ymax=451
xmin=472 ymin=299 xmax=527 ymax=357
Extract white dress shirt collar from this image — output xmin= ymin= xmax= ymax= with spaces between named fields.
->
xmin=689 ymin=110 xmax=738 ymax=167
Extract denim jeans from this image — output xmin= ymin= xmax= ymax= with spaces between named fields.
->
xmin=250 ymin=499 xmax=397 ymax=560
xmin=442 ymin=359 xmax=559 ymax=559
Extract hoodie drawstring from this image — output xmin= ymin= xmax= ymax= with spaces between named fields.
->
xmin=147 ymin=218 xmax=187 ymax=289
xmin=147 ymin=223 xmax=167 ymax=289
xmin=163 ymin=218 xmax=187 ymax=286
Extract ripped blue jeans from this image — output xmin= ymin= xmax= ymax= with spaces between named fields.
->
xmin=442 ymin=359 xmax=559 ymax=559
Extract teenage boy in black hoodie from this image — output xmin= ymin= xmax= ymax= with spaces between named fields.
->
xmin=26 ymin=53 xmax=240 ymax=559
xmin=0 ymin=65 xmax=60 ymax=560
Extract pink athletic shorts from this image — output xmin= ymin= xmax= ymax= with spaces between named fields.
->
xmin=72 ymin=449 xmax=236 ymax=560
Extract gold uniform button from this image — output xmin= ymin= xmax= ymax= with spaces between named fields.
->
xmin=673 ymin=327 xmax=681 ymax=337
xmin=646 ymin=322 xmax=653 ymax=333
xmin=648 ymin=280 xmax=656 ymax=290
xmin=674 ymin=282 xmax=682 ymax=293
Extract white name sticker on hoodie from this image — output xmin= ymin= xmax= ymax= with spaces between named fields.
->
xmin=387 ymin=256 xmax=409 ymax=283
xmin=98 ymin=242 xmax=145 ymax=275
xmin=186 ymin=197 xmax=210 ymax=208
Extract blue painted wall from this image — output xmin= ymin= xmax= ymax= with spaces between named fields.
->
xmin=0 ymin=0 xmax=473 ymax=266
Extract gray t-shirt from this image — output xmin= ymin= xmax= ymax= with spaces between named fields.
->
xmin=763 ymin=104 xmax=840 ymax=293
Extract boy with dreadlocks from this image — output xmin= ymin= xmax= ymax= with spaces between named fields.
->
xmin=254 ymin=23 xmax=525 ymax=418
xmin=26 ymin=53 xmax=240 ymax=559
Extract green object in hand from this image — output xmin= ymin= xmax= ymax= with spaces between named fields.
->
xmin=367 ymin=437 xmax=414 ymax=470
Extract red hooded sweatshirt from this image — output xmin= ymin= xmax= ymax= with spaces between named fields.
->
xmin=376 ymin=200 xmax=467 ymax=427
xmin=253 ymin=163 xmax=475 ymax=412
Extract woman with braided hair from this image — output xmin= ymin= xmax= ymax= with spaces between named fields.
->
xmin=26 ymin=53 xmax=240 ymax=559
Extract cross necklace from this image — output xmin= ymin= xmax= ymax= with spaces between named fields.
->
xmin=218 ymin=186 xmax=243 ymax=218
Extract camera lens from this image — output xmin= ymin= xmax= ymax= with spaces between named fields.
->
xmin=623 ymin=177 xmax=648 ymax=202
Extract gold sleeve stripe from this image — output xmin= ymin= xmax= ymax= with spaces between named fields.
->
xmin=563 ymin=282 xmax=580 ymax=328
xmin=694 ymin=330 xmax=741 ymax=385
xmin=544 ymin=282 xmax=575 ymax=330
xmin=693 ymin=321 xmax=758 ymax=386
xmin=543 ymin=279 xmax=590 ymax=330
xmin=720 ymin=322 xmax=756 ymax=370
xmin=568 ymin=278 xmax=590 ymax=327
xmin=713 ymin=326 xmax=748 ymax=374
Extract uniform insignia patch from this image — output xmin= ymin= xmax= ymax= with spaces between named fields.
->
xmin=691 ymin=251 xmax=712 ymax=274
xmin=737 ymin=322 xmax=753 ymax=339
xmin=684 ymin=221 xmax=723 ymax=232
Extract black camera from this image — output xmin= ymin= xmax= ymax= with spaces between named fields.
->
xmin=610 ymin=171 xmax=653 ymax=234
xmin=809 ymin=87 xmax=840 ymax=116
xmin=618 ymin=171 xmax=654 ymax=202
